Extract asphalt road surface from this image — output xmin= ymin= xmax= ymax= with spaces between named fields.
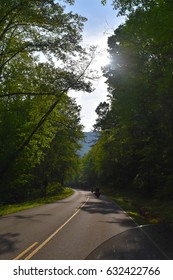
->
xmin=0 ymin=189 xmax=170 ymax=260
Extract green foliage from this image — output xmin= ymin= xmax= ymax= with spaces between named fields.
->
xmin=101 ymin=0 xmax=164 ymax=15
xmin=83 ymin=0 xmax=173 ymax=201
xmin=104 ymin=186 xmax=173 ymax=224
xmin=0 ymin=187 xmax=74 ymax=216
xmin=0 ymin=0 xmax=86 ymax=69
xmin=0 ymin=0 xmax=92 ymax=203
xmin=46 ymin=182 xmax=64 ymax=196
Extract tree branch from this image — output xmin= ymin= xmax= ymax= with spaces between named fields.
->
xmin=0 ymin=3 xmax=21 ymax=25
xmin=0 ymin=54 xmax=95 ymax=177
xmin=0 ymin=43 xmax=31 ymax=70
xmin=0 ymin=92 xmax=58 ymax=98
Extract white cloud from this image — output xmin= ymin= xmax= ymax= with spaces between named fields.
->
xmin=69 ymin=76 xmax=108 ymax=132
xmin=66 ymin=1 xmax=125 ymax=131
xmin=69 ymin=33 xmax=110 ymax=131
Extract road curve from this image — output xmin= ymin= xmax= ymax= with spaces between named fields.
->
xmin=0 ymin=189 xmax=136 ymax=260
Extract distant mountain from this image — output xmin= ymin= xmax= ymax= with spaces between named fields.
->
xmin=78 ymin=131 xmax=99 ymax=157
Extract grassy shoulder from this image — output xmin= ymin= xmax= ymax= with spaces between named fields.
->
xmin=0 ymin=188 xmax=74 ymax=216
xmin=103 ymin=187 xmax=173 ymax=225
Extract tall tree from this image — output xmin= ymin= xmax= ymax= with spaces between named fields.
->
xmin=91 ymin=0 xmax=173 ymax=198
xmin=0 ymin=0 xmax=95 ymax=202
xmin=0 ymin=0 xmax=86 ymax=72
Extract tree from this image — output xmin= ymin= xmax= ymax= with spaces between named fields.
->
xmin=92 ymin=0 xmax=173 ymax=198
xmin=0 ymin=0 xmax=86 ymax=72
xmin=101 ymin=0 xmax=162 ymax=14
xmin=0 ymin=59 xmax=86 ymax=202
xmin=0 ymin=0 xmax=96 ymax=202
xmin=27 ymin=96 xmax=84 ymax=200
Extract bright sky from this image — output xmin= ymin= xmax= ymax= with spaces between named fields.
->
xmin=66 ymin=0 xmax=125 ymax=131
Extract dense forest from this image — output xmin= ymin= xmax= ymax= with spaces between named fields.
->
xmin=0 ymin=0 xmax=96 ymax=203
xmin=1 ymin=0 xmax=173 ymax=205
xmin=80 ymin=0 xmax=173 ymax=200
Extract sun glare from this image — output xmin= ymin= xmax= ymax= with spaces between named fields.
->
xmin=94 ymin=50 xmax=110 ymax=70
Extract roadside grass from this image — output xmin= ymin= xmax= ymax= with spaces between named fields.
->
xmin=0 ymin=188 xmax=74 ymax=216
xmin=103 ymin=187 xmax=173 ymax=225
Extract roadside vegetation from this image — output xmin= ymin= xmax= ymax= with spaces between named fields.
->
xmin=78 ymin=0 xmax=173 ymax=227
xmin=0 ymin=187 xmax=74 ymax=216
xmin=0 ymin=0 xmax=94 ymax=205
xmin=102 ymin=187 xmax=173 ymax=226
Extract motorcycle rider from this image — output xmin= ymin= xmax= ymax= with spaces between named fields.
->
xmin=94 ymin=187 xmax=101 ymax=198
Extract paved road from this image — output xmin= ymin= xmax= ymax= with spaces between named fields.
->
xmin=0 ymin=189 xmax=170 ymax=260
xmin=0 ymin=189 xmax=136 ymax=260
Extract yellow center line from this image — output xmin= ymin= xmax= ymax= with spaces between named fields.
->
xmin=24 ymin=196 xmax=89 ymax=260
xmin=13 ymin=242 xmax=39 ymax=260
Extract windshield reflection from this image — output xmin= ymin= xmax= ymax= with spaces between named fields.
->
xmin=86 ymin=224 xmax=173 ymax=260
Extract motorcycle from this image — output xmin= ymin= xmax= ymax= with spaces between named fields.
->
xmin=94 ymin=188 xmax=101 ymax=198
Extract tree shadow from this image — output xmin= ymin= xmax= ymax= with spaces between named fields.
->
xmin=81 ymin=197 xmax=136 ymax=229
xmin=0 ymin=233 xmax=20 ymax=256
xmin=0 ymin=213 xmax=52 ymax=220
xmin=81 ymin=199 xmax=122 ymax=215
xmin=51 ymin=201 xmax=71 ymax=204
xmin=99 ymin=218 xmax=135 ymax=227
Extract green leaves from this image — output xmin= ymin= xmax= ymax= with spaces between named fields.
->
xmin=0 ymin=0 xmax=86 ymax=72
xmin=101 ymin=0 xmax=161 ymax=14
xmin=82 ymin=0 xmax=173 ymax=199
xmin=0 ymin=1 xmax=93 ymax=203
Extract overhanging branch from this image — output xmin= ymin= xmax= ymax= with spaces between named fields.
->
xmin=0 ymin=52 xmax=95 ymax=177
xmin=0 ymin=92 xmax=58 ymax=98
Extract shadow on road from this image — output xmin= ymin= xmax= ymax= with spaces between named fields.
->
xmin=82 ymin=202 xmax=121 ymax=215
xmin=0 ymin=233 xmax=19 ymax=256
xmin=81 ymin=199 xmax=122 ymax=215
xmin=81 ymin=196 xmax=135 ymax=229
xmin=0 ymin=213 xmax=52 ymax=220
xmin=99 ymin=218 xmax=135 ymax=227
